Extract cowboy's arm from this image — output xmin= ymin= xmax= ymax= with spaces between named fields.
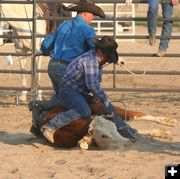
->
xmin=84 ymin=26 xmax=96 ymax=50
xmin=85 ymin=62 xmax=115 ymax=114
xmin=40 ymin=27 xmax=59 ymax=55
xmin=84 ymin=61 xmax=108 ymax=102
xmin=84 ymin=61 xmax=116 ymax=114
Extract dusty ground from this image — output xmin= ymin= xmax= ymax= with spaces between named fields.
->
xmin=0 ymin=26 xmax=179 ymax=179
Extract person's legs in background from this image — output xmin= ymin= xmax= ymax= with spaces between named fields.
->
xmin=156 ymin=3 xmax=173 ymax=57
xmin=147 ymin=0 xmax=159 ymax=46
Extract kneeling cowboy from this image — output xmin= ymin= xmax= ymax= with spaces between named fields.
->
xmin=28 ymin=0 xmax=105 ymax=126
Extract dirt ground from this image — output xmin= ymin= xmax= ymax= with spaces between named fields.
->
xmin=0 ymin=26 xmax=179 ymax=179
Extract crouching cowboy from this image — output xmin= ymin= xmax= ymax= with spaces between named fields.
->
xmin=40 ymin=36 xmax=137 ymax=143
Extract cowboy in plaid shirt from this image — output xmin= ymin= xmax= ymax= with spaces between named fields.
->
xmin=41 ymin=36 xmax=137 ymax=143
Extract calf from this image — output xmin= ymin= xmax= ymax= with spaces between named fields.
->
xmin=30 ymin=101 xmax=176 ymax=148
xmin=79 ymin=115 xmax=130 ymax=150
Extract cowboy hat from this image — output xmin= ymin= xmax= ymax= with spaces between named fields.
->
xmin=67 ymin=0 xmax=105 ymax=18
xmin=92 ymin=36 xmax=119 ymax=64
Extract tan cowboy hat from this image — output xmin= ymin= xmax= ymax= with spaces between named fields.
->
xmin=92 ymin=36 xmax=118 ymax=64
xmin=67 ymin=0 xmax=105 ymax=18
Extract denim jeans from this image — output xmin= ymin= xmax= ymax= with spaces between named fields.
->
xmin=48 ymin=87 xmax=92 ymax=129
xmin=147 ymin=0 xmax=173 ymax=49
xmin=47 ymin=60 xmax=68 ymax=107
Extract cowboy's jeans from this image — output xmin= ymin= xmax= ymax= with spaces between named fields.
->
xmin=147 ymin=0 xmax=173 ymax=49
xmin=47 ymin=61 xmax=68 ymax=108
xmin=48 ymin=88 xmax=92 ymax=129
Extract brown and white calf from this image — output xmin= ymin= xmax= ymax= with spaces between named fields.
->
xmin=34 ymin=102 xmax=176 ymax=149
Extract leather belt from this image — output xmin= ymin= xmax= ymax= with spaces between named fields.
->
xmin=52 ymin=59 xmax=69 ymax=65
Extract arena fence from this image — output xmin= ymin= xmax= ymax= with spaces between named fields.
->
xmin=0 ymin=0 xmax=180 ymax=103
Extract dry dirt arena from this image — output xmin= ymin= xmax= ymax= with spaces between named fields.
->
xmin=0 ymin=26 xmax=179 ymax=179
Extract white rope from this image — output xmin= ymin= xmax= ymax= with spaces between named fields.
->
xmin=117 ymin=60 xmax=147 ymax=76
xmin=102 ymin=58 xmax=146 ymax=76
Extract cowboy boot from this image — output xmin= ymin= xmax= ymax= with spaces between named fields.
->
xmin=29 ymin=110 xmax=49 ymax=137
xmin=30 ymin=124 xmax=43 ymax=138
xmin=28 ymin=99 xmax=56 ymax=112
xmin=156 ymin=48 xmax=166 ymax=57
xmin=148 ymin=33 xmax=156 ymax=46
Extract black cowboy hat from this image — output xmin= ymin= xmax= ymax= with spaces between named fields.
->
xmin=92 ymin=36 xmax=119 ymax=64
xmin=67 ymin=0 xmax=105 ymax=18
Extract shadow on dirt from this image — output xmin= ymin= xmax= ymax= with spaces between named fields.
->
xmin=0 ymin=130 xmax=179 ymax=156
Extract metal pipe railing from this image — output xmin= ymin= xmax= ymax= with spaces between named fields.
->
xmin=0 ymin=0 xmax=179 ymax=100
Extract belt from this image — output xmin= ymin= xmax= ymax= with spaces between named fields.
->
xmin=52 ymin=59 xmax=69 ymax=65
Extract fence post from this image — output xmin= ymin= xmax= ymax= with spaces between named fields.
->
xmin=113 ymin=3 xmax=117 ymax=88
xmin=31 ymin=0 xmax=38 ymax=99
xmin=0 ymin=12 xmax=3 ymax=46
xmin=0 ymin=26 xmax=3 ymax=46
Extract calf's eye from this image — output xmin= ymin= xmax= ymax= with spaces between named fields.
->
xmin=101 ymin=134 xmax=109 ymax=138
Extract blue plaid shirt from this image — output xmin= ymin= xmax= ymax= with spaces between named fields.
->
xmin=61 ymin=49 xmax=108 ymax=102
xmin=40 ymin=15 xmax=96 ymax=62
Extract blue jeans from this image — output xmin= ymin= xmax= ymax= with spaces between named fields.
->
xmin=147 ymin=0 xmax=173 ymax=49
xmin=48 ymin=87 xmax=92 ymax=129
xmin=47 ymin=60 xmax=68 ymax=107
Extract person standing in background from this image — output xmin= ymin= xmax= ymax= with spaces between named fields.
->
xmin=147 ymin=0 xmax=174 ymax=57
xmin=125 ymin=0 xmax=176 ymax=57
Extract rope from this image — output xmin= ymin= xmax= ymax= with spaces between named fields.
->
xmin=103 ymin=59 xmax=146 ymax=76
xmin=118 ymin=60 xmax=147 ymax=76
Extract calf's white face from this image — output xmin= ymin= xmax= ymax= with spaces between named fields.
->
xmin=89 ymin=116 xmax=129 ymax=149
